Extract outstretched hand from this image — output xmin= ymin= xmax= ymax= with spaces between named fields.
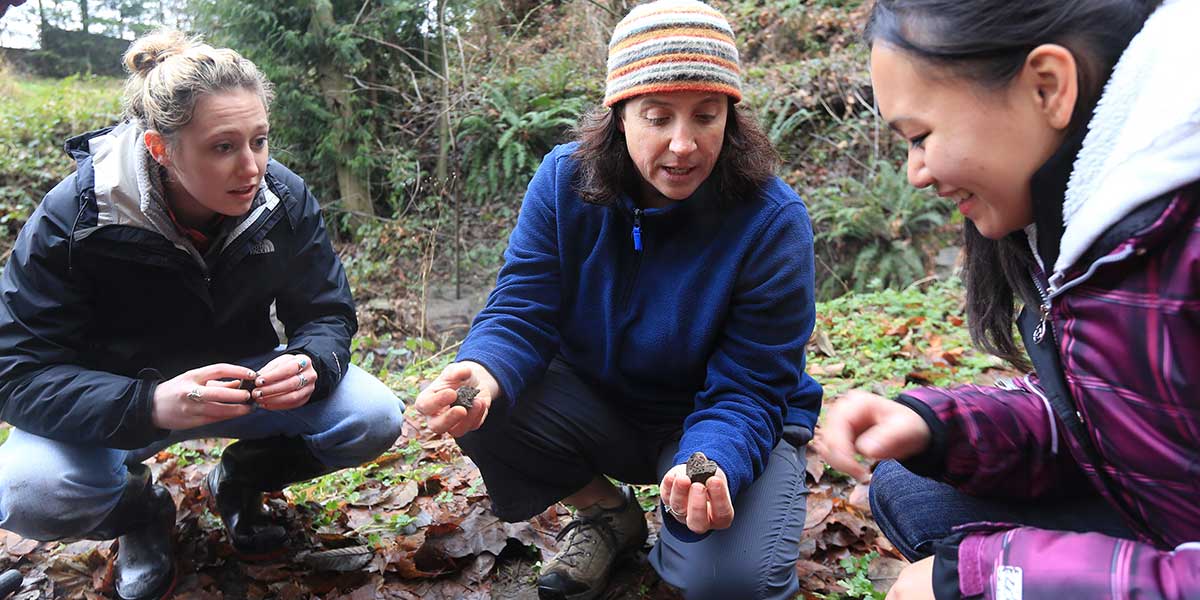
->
xmin=414 ymin=361 xmax=499 ymax=437
xmin=660 ymin=462 xmax=734 ymax=534
xmin=812 ymin=389 xmax=932 ymax=482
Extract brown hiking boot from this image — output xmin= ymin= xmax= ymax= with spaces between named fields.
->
xmin=537 ymin=485 xmax=648 ymax=600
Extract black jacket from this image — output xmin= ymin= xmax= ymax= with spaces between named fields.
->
xmin=0 ymin=123 xmax=356 ymax=449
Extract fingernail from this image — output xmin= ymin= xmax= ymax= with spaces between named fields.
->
xmin=247 ymin=370 xmax=256 ymax=378
xmin=254 ymin=390 xmax=262 ymax=399
xmin=257 ymin=378 xmax=266 ymax=386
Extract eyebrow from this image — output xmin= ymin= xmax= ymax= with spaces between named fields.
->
xmin=204 ymin=123 xmax=270 ymax=139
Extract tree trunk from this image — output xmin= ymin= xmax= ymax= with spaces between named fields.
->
xmin=79 ymin=0 xmax=89 ymax=33
xmin=436 ymin=0 xmax=459 ymax=298
xmin=309 ymin=0 xmax=373 ymax=217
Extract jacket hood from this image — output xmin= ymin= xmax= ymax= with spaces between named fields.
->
xmin=1056 ymin=0 xmax=1200 ymax=279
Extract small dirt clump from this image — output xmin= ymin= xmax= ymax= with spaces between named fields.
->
xmin=686 ymin=452 xmax=718 ymax=484
xmin=452 ymin=386 xmax=479 ymax=410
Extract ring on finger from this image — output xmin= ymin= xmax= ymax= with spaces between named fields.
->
xmin=297 ymin=374 xmax=308 ymax=389
xmin=186 ymin=387 xmax=203 ymax=402
xmin=662 ymin=504 xmax=680 ymax=519
xmin=297 ymin=358 xmax=308 ymax=372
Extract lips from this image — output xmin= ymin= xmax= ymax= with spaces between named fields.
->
xmin=229 ymin=184 xmax=257 ymax=196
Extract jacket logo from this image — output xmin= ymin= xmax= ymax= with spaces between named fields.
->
xmin=250 ymin=239 xmax=276 ymax=255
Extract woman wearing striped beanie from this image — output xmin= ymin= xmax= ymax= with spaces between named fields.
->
xmin=416 ymin=2 xmax=820 ymax=598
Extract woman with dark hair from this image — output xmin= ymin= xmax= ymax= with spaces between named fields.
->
xmin=817 ymin=0 xmax=1200 ymax=598
xmin=0 ymin=30 xmax=403 ymax=600
xmin=415 ymin=1 xmax=822 ymax=598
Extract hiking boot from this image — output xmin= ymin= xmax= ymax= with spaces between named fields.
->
xmin=204 ymin=436 xmax=334 ymax=560
xmin=85 ymin=463 xmax=177 ymax=600
xmin=537 ymin=485 xmax=648 ymax=600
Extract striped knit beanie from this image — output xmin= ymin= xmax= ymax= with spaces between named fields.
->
xmin=603 ymin=0 xmax=742 ymax=107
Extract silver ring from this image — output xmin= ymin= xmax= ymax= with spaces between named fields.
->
xmin=662 ymin=504 xmax=679 ymax=518
xmin=186 ymin=387 xmax=203 ymax=402
xmin=298 ymin=374 xmax=308 ymax=389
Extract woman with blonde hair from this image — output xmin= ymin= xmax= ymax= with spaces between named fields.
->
xmin=0 ymin=30 xmax=403 ymax=599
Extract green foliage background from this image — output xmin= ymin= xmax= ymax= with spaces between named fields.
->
xmin=1 ymin=0 xmax=960 ymax=301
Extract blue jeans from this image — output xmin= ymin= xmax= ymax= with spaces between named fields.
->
xmin=869 ymin=459 xmax=1136 ymax=561
xmin=457 ymin=359 xmax=809 ymax=600
xmin=0 ymin=364 xmax=403 ymax=541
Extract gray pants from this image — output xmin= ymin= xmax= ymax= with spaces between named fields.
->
xmin=0 ymin=364 xmax=403 ymax=541
xmin=457 ymin=360 xmax=810 ymax=600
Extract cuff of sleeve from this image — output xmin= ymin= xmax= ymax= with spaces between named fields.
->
xmin=284 ymin=340 xmax=347 ymax=402
xmin=113 ymin=369 xmax=170 ymax=450
xmin=894 ymin=393 xmax=948 ymax=478
xmin=657 ymin=503 xmax=712 ymax=544
xmin=932 ymin=532 xmax=966 ymax=600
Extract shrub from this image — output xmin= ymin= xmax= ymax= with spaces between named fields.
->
xmin=0 ymin=75 xmax=123 ymax=252
xmin=808 ymin=158 xmax=953 ymax=298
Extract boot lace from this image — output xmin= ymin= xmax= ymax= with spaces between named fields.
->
xmin=553 ymin=514 xmax=618 ymax=568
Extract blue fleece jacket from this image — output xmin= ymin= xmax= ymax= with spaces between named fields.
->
xmin=457 ymin=143 xmax=822 ymax=503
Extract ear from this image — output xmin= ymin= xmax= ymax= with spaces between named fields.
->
xmin=1023 ymin=44 xmax=1078 ymax=131
xmin=616 ymin=106 xmax=626 ymax=133
xmin=143 ymin=130 xmax=171 ymax=167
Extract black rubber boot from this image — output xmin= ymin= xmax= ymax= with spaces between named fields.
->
xmin=85 ymin=464 xmax=176 ymax=600
xmin=203 ymin=436 xmax=334 ymax=560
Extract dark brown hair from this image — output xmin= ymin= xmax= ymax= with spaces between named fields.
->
xmin=865 ymin=0 xmax=1161 ymax=368
xmin=570 ymin=98 xmax=779 ymax=206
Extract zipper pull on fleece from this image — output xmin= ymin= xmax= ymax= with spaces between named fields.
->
xmin=632 ymin=208 xmax=643 ymax=252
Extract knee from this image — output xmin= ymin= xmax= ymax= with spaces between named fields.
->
xmin=323 ymin=366 xmax=405 ymax=465
xmin=868 ymin=459 xmax=929 ymax=560
xmin=868 ymin=460 xmax=909 ymax=530
xmin=0 ymin=459 xmax=123 ymax=541
xmin=679 ymin=552 xmax=792 ymax=600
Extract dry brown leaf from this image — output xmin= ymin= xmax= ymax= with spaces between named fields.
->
xmin=805 ymin=493 xmax=834 ymax=530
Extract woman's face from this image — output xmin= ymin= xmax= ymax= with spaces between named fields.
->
xmin=149 ymin=88 xmax=269 ymax=227
xmin=870 ymin=43 xmax=1071 ymax=240
xmin=619 ymin=91 xmax=727 ymax=208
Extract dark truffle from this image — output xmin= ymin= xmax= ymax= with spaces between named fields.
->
xmin=451 ymin=385 xmax=479 ymax=410
xmin=239 ymin=379 xmax=257 ymax=392
xmin=686 ymin=452 xmax=718 ymax=484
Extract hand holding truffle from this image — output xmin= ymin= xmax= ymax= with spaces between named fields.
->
xmin=415 ymin=361 xmax=500 ymax=438
xmin=659 ymin=452 xmax=734 ymax=534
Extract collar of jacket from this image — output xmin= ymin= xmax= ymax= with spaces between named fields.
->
xmin=1055 ymin=0 xmax=1200 ymax=277
xmin=1027 ymin=125 xmax=1087 ymax=272
xmin=618 ymin=177 xmax=722 ymax=220
xmin=67 ymin=121 xmax=280 ymax=269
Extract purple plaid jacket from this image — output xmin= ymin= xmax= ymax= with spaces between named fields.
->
xmin=899 ymin=187 xmax=1200 ymax=598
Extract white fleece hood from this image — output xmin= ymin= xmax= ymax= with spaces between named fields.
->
xmin=1054 ymin=0 xmax=1200 ymax=286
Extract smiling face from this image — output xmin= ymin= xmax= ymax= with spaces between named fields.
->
xmin=870 ymin=43 xmax=1074 ymax=240
xmin=619 ymin=91 xmax=728 ymax=208
xmin=146 ymin=88 xmax=269 ymax=228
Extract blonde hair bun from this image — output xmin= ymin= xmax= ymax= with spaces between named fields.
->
xmin=123 ymin=29 xmax=190 ymax=77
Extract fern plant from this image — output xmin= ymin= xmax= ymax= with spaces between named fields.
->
xmin=809 ymin=158 xmax=951 ymax=298
xmin=457 ymin=58 xmax=592 ymax=205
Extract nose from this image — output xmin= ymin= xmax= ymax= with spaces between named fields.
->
xmin=237 ymin=144 xmax=261 ymax=178
xmin=906 ymin=146 xmax=933 ymax=189
xmin=668 ymin=124 xmax=697 ymax=156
